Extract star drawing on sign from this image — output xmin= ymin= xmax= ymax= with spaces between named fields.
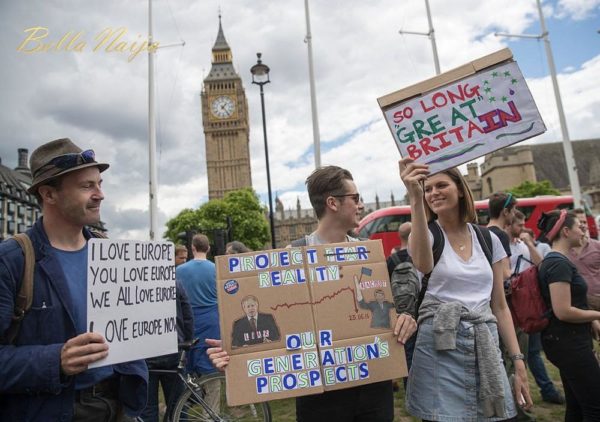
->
xmin=483 ymin=80 xmax=490 ymax=85
xmin=511 ymin=78 xmax=518 ymax=84
xmin=492 ymin=71 xmax=499 ymax=77
xmin=501 ymin=96 xmax=508 ymax=102
xmin=484 ymin=87 xmax=492 ymax=93
xmin=504 ymin=71 xmax=511 ymax=77
xmin=488 ymin=96 xmax=496 ymax=102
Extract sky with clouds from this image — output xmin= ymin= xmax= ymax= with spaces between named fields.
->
xmin=1 ymin=0 xmax=599 ymax=240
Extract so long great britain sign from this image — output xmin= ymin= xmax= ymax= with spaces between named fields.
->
xmin=378 ymin=48 xmax=546 ymax=173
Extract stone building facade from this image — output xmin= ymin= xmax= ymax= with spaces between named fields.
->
xmin=0 ymin=149 xmax=41 ymax=240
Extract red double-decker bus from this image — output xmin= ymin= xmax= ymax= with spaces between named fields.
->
xmin=358 ymin=196 xmax=598 ymax=257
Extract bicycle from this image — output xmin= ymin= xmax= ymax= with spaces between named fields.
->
xmin=144 ymin=339 xmax=271 ymax=422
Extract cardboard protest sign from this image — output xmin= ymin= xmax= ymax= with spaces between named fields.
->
xmin=216 ymin=240 xmax=407 ymax=406
xmin=87 ymin=239 xmax=177 ymax=368
xmin=378 ymin=48 xmax=546 ymax=174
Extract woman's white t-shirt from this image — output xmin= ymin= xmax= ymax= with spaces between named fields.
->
xmin=413 ymin=222 xmax=507 ymax=310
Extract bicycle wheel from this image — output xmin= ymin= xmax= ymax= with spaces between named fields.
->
xmin=171 ymin=372 xmax=271 ymax=422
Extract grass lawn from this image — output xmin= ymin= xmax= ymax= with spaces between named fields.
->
xmin=267 ymin=353 xmax=580 ymax=421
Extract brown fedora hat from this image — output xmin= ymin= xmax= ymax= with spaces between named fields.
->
xmin=27 ymin=138 xmax=109 ymax=194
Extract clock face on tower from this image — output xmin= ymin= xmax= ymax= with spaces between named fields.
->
xmin=210 ymin=95 xmax=235 ymax=119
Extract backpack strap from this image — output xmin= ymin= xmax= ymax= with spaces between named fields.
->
xmin=389 ymin=251 xmax=402 ymax=268
xmin=4 ymin=234 xmax=35 ymax=344
xmin=416 ymin=221 xmax=445 ymax=315
xmin=3 ymin=229 xmax=106 ymax=345
xmin=472 ymin=224 xmax=493 ymax=266
xmin=290 ymin=236 xmax=308 ymax=247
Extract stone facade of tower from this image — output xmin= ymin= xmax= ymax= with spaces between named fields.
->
xmin=201 ymin=18 xmax=252 ymax=200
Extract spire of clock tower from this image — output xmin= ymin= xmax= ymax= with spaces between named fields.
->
xmin=212 ymin=14 xmax=232 ymax=64
xmin=201 ymin=14 xmax=252 ymax=200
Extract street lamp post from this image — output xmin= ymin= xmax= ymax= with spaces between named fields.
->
xmin=251 ymin=53 xmax=276 ymax=249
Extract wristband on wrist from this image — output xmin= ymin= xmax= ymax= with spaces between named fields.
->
xmin=510 ymin=353 xmax=525 ymax=361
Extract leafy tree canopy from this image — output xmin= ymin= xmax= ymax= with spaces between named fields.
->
xmin=163 ymin=188 xmax=270 ymax=251
xmin=508 ymin=180 xmax=561 ymax=198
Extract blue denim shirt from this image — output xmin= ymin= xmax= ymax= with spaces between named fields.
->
xmin=0 ymin=218 xmax=148 ymax=421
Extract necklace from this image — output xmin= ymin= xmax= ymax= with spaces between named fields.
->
xmin=457 ymin=228 xmax=470 ymax=251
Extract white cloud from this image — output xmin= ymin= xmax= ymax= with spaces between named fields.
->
xmin=556 ymin=0 xmax=600 ymax=20
xmin=1 ymin=0 xmax=598 ymax=240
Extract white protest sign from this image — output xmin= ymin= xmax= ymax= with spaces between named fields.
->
xmin=87 ymin=239 xmax=177 ymax=367
xmin=381 ymin=59 xmax=546 ymax=174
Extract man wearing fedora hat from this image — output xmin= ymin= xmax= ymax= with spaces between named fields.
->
xmin=0 ymin=138 xmax=148 ymax=421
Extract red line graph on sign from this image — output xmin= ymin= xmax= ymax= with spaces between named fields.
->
xmin=270 ymin=286 xmax=359 ymax=313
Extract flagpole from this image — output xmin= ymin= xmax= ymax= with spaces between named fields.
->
xmin=304 ymin=0 xmax=321 ymax=168
xmin=148 ymin=0 xmax=159 ymax=240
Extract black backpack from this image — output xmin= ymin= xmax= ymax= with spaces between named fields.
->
xmin=415 ymin=222 xmax=493 ymax=316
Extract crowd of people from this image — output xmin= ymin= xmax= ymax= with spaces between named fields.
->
xmin=0 ymin=138 xmax=599 ymax=422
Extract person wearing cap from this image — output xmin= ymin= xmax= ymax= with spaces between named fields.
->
xmin=0 ymin=138 xmax=148 ymax=421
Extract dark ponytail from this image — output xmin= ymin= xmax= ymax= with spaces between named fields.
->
xmin=537 ymin=209 xmax=577 ymax=245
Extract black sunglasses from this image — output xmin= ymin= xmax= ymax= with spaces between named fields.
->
xmin=332 ymin=193 xmax=361 ymax=204
xmin=33 ymin=149 xmax=98 ymax=178
xmin=47 ymin=149 xmax=96 ymax=170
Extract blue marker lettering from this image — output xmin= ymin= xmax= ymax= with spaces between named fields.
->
xmin=335 ymin=366 xmax=347 ymax=382
xmin=359 ymin=362 xmax=369 ymax=378
xmin=319 ymin=330 xmax=332 ymax=347
xmin=263 ymin=358 xmax=274 ymax=374
xmin=283 ymin=373 xmax=297 ymax=390
xmin=256 ymin=377 xmax=268 ymax=393
xmin=228 ymin=257 xmax=240 ymax=272
xmin=255 ymin=254 xmax=268 ymax=269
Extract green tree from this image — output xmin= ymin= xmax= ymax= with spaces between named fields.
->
xmin=163 ymin=188 xmax=270 ymax=251
xmin=508 ymin=180 xmax=561 ymax=198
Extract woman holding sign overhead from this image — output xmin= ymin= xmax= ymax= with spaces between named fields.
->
xmin=399 ymin=157 xmax=531 ymax=421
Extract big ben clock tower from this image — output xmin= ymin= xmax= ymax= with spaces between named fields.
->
xmin=201 ymin=16 xmax=252 ymax=199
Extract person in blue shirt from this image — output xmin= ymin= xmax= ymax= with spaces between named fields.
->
xmin=175 ymin=234 xmax=220 ymax=375
xmin=0 ymin=138 xmax=147 ymax=421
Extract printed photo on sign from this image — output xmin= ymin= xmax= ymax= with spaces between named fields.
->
xmin=231 ymin=295 xmax=282 ymax=348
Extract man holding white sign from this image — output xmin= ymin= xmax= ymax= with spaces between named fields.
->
xmin=0 ymin=138 xmax=147 ymax=421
